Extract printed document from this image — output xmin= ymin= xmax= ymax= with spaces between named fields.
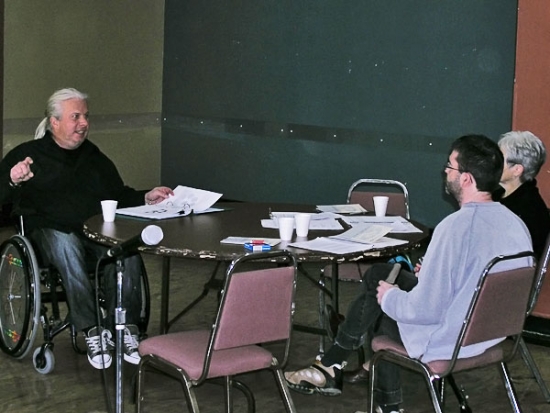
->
xmin=316 ymin=204 xmax=368 ymax=214
xmin=116 ymin=185 xmax=223 ymax=220
xmin=341 ymin=216 xmax=422 ymax=233
xmin=290 ymin=236 xmax=408 ymax=254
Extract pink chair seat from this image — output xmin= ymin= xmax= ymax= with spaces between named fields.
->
xmin=372 ymin=335 xmax=504 ymax=376
xmin=139 ymin=330 xmax=274 ymax=380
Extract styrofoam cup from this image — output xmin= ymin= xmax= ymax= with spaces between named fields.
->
xmin=101 ymin=200 xmax=118 ymax=222
xmin=278 ymin=217 xmax=295 ymax=241
xmin=373 ymin=196 xmax=389 ymax=217
xmin=295 ymin=213 xmax=311 ymax=237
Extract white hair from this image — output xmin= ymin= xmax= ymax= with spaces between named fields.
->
xmin=498 ymin=130 xmax=546 ymax=182
xmin=34 ymin=88 xmax=88 ymax=139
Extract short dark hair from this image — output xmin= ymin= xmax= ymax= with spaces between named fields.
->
xmin=450 ymin=134 xmax=504 ymax=192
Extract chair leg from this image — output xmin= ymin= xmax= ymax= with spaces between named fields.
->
xmin=273 ymin=368 xmax=298 ymax=413
xmin=224 ymin=376 xmax=234 ymax=413
xmin=519 ymin=337 xmax=550 ymax=402
xmin=446 ymin=375 xmax=472 ymax=413
xmin=137 ymin=358 xmax=200 ymax=413
xmin=318 ymin=275 xmax=327 ymax=355
xmin=136 ymin=362 xmax=146 ymax=413
xmin=420 ymin=371 xmax=444 ymax=413
xmin=499 ymin=361 xmax=522 ymax=413
xmin=436 ymin=377 xmax=445 ymax=407
xmin=369 ymin=356 xmax=444 ymax=413
xmin=231 ymin=380 xmax=256 ymax=413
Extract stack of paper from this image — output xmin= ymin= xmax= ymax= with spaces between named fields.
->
xmin=289 ymin=223 xmax=408 ymax=254
xmin=220 ymin=237 xmax=281 ymax=246
xmin=116 ymin=185 xmax=223 ymax=220
xmin=316 ymin=204 xmax=368 ymax=214
xmin=289 ymin=237 xmax=407 ymax=254
xmin=341 ymin=216 xmax=423 ymax=233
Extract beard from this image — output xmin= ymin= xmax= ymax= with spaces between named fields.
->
xmin=445 ymin=176 xmax=462 ymax=201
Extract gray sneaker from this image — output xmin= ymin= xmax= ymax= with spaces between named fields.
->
xmin=123 ymin=324 xmax=141 ymax=365
xmin=85 ymin=327 xmax=112 ymax=369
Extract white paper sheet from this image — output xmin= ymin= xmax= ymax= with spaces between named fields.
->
xmin=289 ymin=236 xmax=408 ymax=254
xmin=220 ymin=237 xmax=281 ymax=246
xmin=329 ymin=224 xmax=392 ymax=244
xmin=316 ymin=204 xmax=368 ymax=214
xmin=116 ymin=185 xmax=223 ymax=220
xmin=342 ymin=216 xmax=423 ymax=233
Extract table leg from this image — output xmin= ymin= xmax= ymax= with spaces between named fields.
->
xmin=160 ymin=256 xmax=171 ymax=334
xmin=331 ymin=261 xmax=339 ymax=315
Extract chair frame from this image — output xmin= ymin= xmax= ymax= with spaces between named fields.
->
xmin=136 ymin=250 xmax=299 ymax=413
xmin=318 ymin=178 xmax=411 ymax=355
xmin=368 ymin=251 xmax=537 ymax=413
xmin=347 ymin=178 xmax=410 ymax=219
xmin=518 ymin=232 xmax=550 ymax=402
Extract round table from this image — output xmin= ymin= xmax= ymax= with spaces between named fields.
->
xmin=84 ymin=201 xmax=430 ymax=333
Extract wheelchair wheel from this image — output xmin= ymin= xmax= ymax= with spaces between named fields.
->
xmin=33 ymin=346 xmax=55 ymax=374
xmin=0 ymin=235 xmax=41 ymax=359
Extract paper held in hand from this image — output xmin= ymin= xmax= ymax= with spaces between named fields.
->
xmin=116 ymin=185 xmax=223 ymax=220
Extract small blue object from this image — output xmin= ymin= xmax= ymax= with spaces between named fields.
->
xmin=244 ymin=243 xmax=271 ymax=252
xmin=387 ymin=255 xmax=413 ymax=272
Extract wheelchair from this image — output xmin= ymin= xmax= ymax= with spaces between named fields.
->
xmin=0 ymin=219 xmax=151 ymax=374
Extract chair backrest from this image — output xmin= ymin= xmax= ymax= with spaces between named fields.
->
xmin=346 ymin=179 xmax=410 ymax=219
xmin=203 ymin=250 xmax=297 ymax=373
xmin=528 ymin=232 xmax=550 ymax=318
xmin=450 ymin=252 xmax=536 ymax=365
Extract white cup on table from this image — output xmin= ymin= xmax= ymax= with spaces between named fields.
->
xmin=278 ymin=217 xmax=295 ymax=241
xmin=295 ymin=213 xmax=312 ymax=237
xmin=101 ymin=200 xmax=118 ymax=222
xmin=373 ymin=196 xmax=389 ymax=217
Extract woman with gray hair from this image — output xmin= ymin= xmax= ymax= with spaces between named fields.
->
xmin=495 ymin=130 xmax=550 ymax=258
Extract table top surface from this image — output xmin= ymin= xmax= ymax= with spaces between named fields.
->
xmin=83 ymin=201 xmax=429 ymax=263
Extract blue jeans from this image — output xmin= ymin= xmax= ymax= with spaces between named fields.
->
xmin=334 ymin=263 xmax=418 ymax=407
xmin=31 ymin=228 xmax=145 ymax=332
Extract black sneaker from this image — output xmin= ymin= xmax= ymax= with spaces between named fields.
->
xmin=123 ymin=324 xmax=141 ymax=365
xmin=85 ymin=327 xmax=112 ymax=369
xmin=284 ymin=359 xmax=343 ymax=396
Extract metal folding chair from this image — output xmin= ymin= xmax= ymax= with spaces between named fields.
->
xmin=368 ymin=251 xmax=537 ymax=413
xmin=136 ymin=250 xmax=298 ymax=413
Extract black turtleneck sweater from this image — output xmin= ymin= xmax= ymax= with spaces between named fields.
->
xmin=493 ymin=179 xmax=550 ymax=259
xmin=0 ymin=132 xmax=147 ymax=234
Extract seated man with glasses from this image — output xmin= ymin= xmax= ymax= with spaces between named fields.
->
xmin=284 ymin=134 xmax=533 ymax=413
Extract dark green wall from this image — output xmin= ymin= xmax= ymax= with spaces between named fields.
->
xmin=161 ymin=0 xmax=518 ymax=227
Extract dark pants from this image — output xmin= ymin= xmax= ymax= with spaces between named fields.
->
xmin=31 ymin=228 xmax=144 ymax=332
xmin=329 ymin=263 xmax=418 ymax=406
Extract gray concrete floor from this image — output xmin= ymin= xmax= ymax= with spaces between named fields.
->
xmin=1 ymin=226 xmax=550 ymax=413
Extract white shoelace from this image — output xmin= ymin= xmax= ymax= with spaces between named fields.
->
xmin=124 ymin=329 xmax=139 ymax=351
xmin=85 ymin=335 xmax=102 ymax=353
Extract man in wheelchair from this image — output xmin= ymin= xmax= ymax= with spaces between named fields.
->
xmin=0 ymin=87 xmax=173 ymax=369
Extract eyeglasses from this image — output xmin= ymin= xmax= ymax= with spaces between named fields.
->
xmin=444 ymin=162 xmax=466 ymax=173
